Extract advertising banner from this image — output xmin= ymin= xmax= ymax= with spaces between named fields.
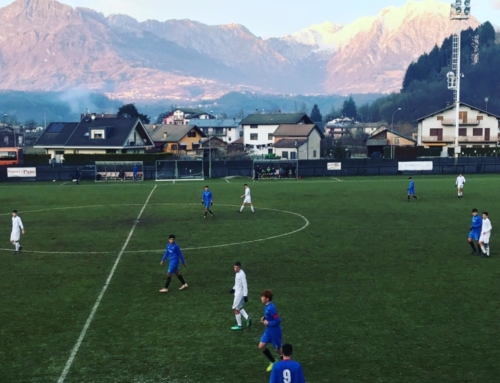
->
xmin=7 ymin=168 xmax=37 ymax=178
xmin=327 ymin=162 xmax=342 ymax=170
xmin=398 ymin=162 xmax=433 ymax=171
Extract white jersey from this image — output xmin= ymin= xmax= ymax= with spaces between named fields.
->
xmin=11 ymin=216 xmax=24 ymax=241
xmin=233 ymin=269 xmax=248 ymax=297
xmin=480 ymin=218 xmax=492 ymax=243
xmin=243 ymin=187 xmax=252 ymax=203
xmin=456 ymin=176 xmax=466 ymax=187
xmin=12 ymin=216 xmax=24 ymax=232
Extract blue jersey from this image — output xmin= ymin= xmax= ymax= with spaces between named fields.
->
xmin=408 ymin=180 xmax=415 ymax=192
xmin=202 ymin=190 xmax=213 ymax=204
xmin=270 ymin=360 xmax=305 ymax=383
xmin=471 ymin=215 xmax=482 ymax=232
xmin=161 ymin=243 xmax=185 ymax=266
xmin=263 ymin=302 xmax=281 ymax=328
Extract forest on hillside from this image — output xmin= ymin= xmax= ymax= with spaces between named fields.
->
xmin=356 ymin=22 xmax=499 ymax=126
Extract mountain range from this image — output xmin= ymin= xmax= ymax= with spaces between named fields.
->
xmin=0 ymin=0 xmax=480 ymax=101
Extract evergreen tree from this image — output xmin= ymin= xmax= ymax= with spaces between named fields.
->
xmin=341 ymin=96 xmax=357 ymax=119
xmin=310 ymin=104 xmax=323 ymax=122
xmin=478 ymin=21 xmax=495 ymax=48
xmin=117 ymin=103 xmax=150 ymax=124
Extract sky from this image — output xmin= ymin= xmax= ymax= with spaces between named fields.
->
xmin=0 ymin=0 xmax=498 ymax=37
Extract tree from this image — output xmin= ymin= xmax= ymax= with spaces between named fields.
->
xmin=479 ymin=21 xmax=496 ymax=48
xmin=341 ymin=96 xmax=357 ymax=119
xmin=117 ymin=103 xmax=150 ymax=124
xmin=309 ymin=104 xmax=323 ymax=122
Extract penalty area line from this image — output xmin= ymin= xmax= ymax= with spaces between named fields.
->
xmin=57 ymin=185 xmax=157 ymax=383
xmin=331 ymin=178 xmax=343 ymax=182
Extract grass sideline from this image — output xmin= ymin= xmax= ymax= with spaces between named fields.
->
xmin=1 ymin=175 xmax=499 ymax=383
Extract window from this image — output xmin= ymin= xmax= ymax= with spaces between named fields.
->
xmin=459 ymin=111 xmax=468 ymax=121
xmin=215 ymin=128 xmax=224 ymax=135
xmin=429 ymin=129 xmax=441 ymax=136
xmin=171 ymin=144 xmax=178 ymax=150
xmin=290 ymin=151 xmax=297 ymax=159
xmin=250 ymin=124 xmax=258 ymax=129
xmin=192 ymin=144 xmax=199 ymax=150
xmin=228 ymin=137 xmax=232 ymax=142
xmin=394 ymin=138 xmax=400 ymax=145
xmin=0 ymin=151 xmax=16 ymax=159
xmin=313 ymin=150 xmax=317 ymax=158
xmin=459 ymin=128 xmax=467 ymax=136
xmin=473 ymin=128 xmax=482 ymax=136
xmin=91 ymin=130 xmax=105 ymax=139
xmin=282 ymin=151 xmax=289 ymax=159
xmin=187 ymin=131 xmax=197 ymax=138
xmin=268 ymin=133 xmax=273 ymax=140
xmin=250 ymin=133 xmax=258 ymax=140
xmin=437 ymin=116 xmax=443 ymax=121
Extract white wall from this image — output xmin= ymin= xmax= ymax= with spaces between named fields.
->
xmin=418 ymin=105 xmax=499 ymax=148
xmin=307 ymin=129 xmax=322 ymax=159
xmin=243 ymin=124 xmax=278 ymax=155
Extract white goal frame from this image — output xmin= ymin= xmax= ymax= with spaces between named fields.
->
xmin=155 ymin=160 xmax=204 ymax=182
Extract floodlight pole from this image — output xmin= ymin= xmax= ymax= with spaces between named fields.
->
xmin=391 ymin=108 xmax=401 ymax=159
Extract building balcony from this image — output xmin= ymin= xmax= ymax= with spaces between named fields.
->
xmin=422 ymin=136 xmax=497 ymax=143
xmin=441 ymin=119 xmax=480 ymax=126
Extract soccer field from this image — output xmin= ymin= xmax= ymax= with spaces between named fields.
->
xmin=1 ymin=176 xmax=499 ymax=383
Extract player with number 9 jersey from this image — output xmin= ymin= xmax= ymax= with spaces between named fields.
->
xmin=269 ymin=343 xmax=305 ymax=383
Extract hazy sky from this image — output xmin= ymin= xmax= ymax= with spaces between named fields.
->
xmin=0 ymin=0 xmax=498 ymax=37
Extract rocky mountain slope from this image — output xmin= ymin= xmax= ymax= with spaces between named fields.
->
xmin=0 ymin=0 xmax=480 ymax=99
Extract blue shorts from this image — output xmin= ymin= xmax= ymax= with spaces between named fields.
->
xmin=168 ymin=263 xmax=179 ymax=274
xmin=408 ymin=188 xmax=415 ymax=195
xmin=260 ymin=327 xmax=282 ymax=350
xmin=204 ymin=203 xmax=211 ymax=209
xmin=468 ymin=231 xmax=480 ymax=241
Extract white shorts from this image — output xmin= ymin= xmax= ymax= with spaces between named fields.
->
xmin=243 ymin=197 xmax=252 ymax=204
xmin=479 ymin=233 xmax=490 ymax=244
xmin=10 ymin=229 xmax=20 ymax=242
xmin=457 ymin=184 xmax=464 ymax=189
xmin=232 ymin=296 xmax=245 ymax=310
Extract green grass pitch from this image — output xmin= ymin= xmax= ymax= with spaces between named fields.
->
xmin=1 ymin=176 xmax=499 ymax=383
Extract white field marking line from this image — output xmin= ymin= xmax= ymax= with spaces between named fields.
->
xmin=331 ymin=178 xmax=343 ymax=182
xmin=59 ymin=182 xmax=70 ymax=186
xmin=57 ymin=185 xmax=157 ymax=383
xmin=125 ymin=204 xmax=310 ymax=252
xmin=0 ymin=204 xmax=308 ymax=255
xmin=224 ymin=178 xmax=230 ymax=183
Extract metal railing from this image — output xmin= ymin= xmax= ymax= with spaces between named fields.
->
xmin=441 ymin=119 xmax=480 ymax=126
xmin=422 ymin=136 xmax=496 ymax=142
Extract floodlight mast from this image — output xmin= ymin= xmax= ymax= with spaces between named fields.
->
xmin=449 ymin=0 xmax=471 ymax=159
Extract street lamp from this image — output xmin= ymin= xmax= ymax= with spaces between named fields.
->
xmin=485 ymin=97 xmax=489 ymax=112
xmin=391 ymin=108 xmax=402 ymax=159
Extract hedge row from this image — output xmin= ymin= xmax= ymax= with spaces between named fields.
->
xmin=60 ymin=153 xmax=175 ymax=165
xmin=24 ymin=154 xmax=52 ymax=165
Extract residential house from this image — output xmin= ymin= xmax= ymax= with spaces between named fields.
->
xmin=0 ymin=127 xmax=24 ymax=147
xmin=198 ymin=136 xmax=227 ymax=159
xmin=240 ymin=113 xmax=314 ymax=156
xmin=366 ymin=127 xmax=416 ymax=157
xmin=417 ymin=102 xmax=500 ymax=151
xmin=162 ymin=108 xmax=215 ymax=125
xmin=272 ymin=124 xmax=325 ymax=160
xmin=145 ymin=124 xmax=205 ymax=155
xmin=190 ymin=118 xmax=242 ymax=143
xmin=34 ymin=117 xmax=154 ymax=163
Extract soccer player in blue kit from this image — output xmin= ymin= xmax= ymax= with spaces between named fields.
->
xmin=468 ymin=208 xmax=482 ymax=255
xmin=202 ymin=185 xmax=214 ymax=218
xmin=407 ymin=177 xmax=419 ymax=202
xmin=159 ymin=234 xmax=188 ymax=292
xmin=259 ymin=289 xmax=283 ymax=372
xmin=269 ymin=344 xmax=305 ymax=383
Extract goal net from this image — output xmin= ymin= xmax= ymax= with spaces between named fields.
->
xmin=95 ymin=161 xmax=144 ymax=182
xmin=253 ymin=159 xmax=299 ymax=179
xmin=156 ymin=160 xmax=204 ymax=181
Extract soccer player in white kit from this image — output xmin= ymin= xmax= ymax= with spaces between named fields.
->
xmin=478 ymin=212 xmax=492 ymax=257
xmin=239 ymin=184 xmax=255 ymax=213
xmin=10 ymin=210 xmax=25 ymax=253
xmin=455 ymin=174 xmax=466 ymax=198
xmin=230 ymin=261 xmax=252 ymax=330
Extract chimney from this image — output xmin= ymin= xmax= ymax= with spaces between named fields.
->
xmin=153 ymin=124 xmax=157 ymax=130
xmin=163 ymin=132 xmax=167 ymax=139
xmin=255 ymin=109 xmax=259 ymax=114
xmin=278 ymin=110 xmax=281 ymax=114
xmin=91 ymin=113 xmax=96 ymax=121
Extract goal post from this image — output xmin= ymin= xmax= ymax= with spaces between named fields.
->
xmin=253 ymin=159 xmax=299 ymax=179
xmin=156 ymin=160 xmax=204 ymax=181
xmin=95 ymin=161 xmax=144 ymax=182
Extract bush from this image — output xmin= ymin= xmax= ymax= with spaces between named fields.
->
xmin=62 ymin=153 xmax=175 ymax=166
xmin=24 ymin=154 xmax=52 ymax=165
